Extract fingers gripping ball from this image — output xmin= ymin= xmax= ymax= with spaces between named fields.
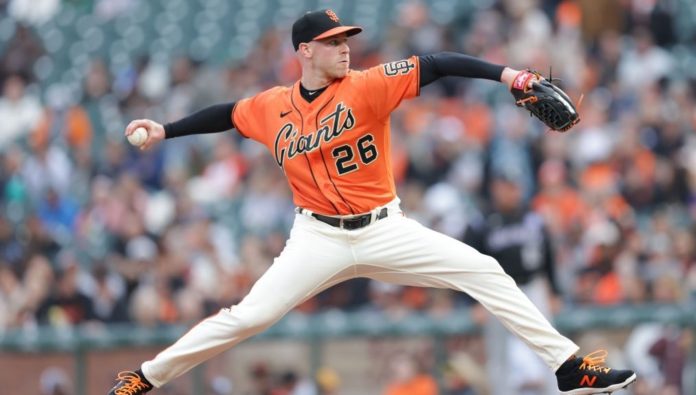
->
xmin=128 ymin=127 xmax=148 ymax=146
xmin=510 ymin=70 xmax=580 ymax=132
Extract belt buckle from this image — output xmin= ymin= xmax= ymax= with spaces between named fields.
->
xmin=341 ymin=214 xmax=368 ymax=230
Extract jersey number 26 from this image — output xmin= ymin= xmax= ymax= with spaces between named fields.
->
xmin=332 ymin=134 xmax=377 ymax=175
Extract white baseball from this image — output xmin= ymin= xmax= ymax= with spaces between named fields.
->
xmin=127 ymin=127 xmax=148 ymax=146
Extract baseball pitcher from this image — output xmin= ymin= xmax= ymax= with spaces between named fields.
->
xmin=110 ymin=10 xmax=634 ymax=395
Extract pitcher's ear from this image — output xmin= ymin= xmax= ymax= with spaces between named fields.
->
xmin=298 ymin=42 xmax=312 ymax=58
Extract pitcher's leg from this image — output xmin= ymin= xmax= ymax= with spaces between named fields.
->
xmin=356 ymin=216 xmax=578 ymax=371
xmin=141 ymin=216 xmax=355 ymax=387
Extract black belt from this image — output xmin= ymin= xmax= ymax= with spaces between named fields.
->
xmin=304 ymin=207 xmax=388 ymax=230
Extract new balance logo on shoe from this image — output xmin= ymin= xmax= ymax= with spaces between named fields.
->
xmin=580 ymin=375 xmax=597 ymax=387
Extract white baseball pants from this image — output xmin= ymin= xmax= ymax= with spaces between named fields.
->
xmin=142 ymin=199 xmax=578 ymax=387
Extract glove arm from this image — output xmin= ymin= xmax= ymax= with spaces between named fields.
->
xmin=419 ymin=52 xmax=506 ymax=87
xmin=501 ymin=67 xmax=528 ymax=89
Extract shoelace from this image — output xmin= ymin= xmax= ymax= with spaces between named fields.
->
xmin=579 ymin=349 xmax=612 ymax=374
xmin=113 ymin=371 xmax=151 ymax=395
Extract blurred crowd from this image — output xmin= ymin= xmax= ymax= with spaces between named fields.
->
xmin=0 ymin=0 xmax=695 ymax=393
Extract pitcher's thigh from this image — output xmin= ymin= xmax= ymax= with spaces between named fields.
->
xmin=238 ymin=218 xmax=357 ymax=317
xmin=357 ymin=216 xmax=504 ymax=286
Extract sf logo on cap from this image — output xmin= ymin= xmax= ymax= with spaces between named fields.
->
xmin=326 ymin=9 xmax=339 ymax=22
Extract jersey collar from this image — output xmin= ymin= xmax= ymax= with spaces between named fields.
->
xmin=291 ymin=78 xmax=341 ymax=112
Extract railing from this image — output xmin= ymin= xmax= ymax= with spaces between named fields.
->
xmin=1 ymin=304 xmax=694 ymax=395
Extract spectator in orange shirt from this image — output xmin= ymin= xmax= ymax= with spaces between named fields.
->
xmin=532 ymin=159 xmax=588 ymax=237
xmin=383 ymin=352 xmax=438 ymax=395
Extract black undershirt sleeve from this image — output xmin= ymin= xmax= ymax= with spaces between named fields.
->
xmin=419 ymin=52 xmax=506 ymax=87
xmin=163 ymin=102 xmax=236 ymax=139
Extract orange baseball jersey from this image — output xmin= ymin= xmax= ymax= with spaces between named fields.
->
xmin=232 ymin=56 xmax=420 ymax=215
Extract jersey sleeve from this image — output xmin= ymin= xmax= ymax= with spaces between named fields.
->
xmin=359 ymin=55 xmax=420 ymax=118
xmin=231 ymin=86 xmax=285 ymax=142
xmin=231 ymin=95 xmax=260 ymax=140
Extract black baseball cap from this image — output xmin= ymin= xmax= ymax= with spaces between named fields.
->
xmin=292 ymin=9 xmax=362 ymax=51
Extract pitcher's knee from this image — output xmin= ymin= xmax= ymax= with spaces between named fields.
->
xmin=484 ymin=256 xmax=520 ymax=287
xmin=482 ymin=255 xmax=506 ymax=273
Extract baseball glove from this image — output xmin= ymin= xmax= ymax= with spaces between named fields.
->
xmin=510 ymin=69 xmax=580 ymax=132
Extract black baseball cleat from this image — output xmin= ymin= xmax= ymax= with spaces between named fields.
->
xmin=108 ymin=369 xmax=153 ymax=395
xmin=555 ymin=350 xmax=636 ymax=395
